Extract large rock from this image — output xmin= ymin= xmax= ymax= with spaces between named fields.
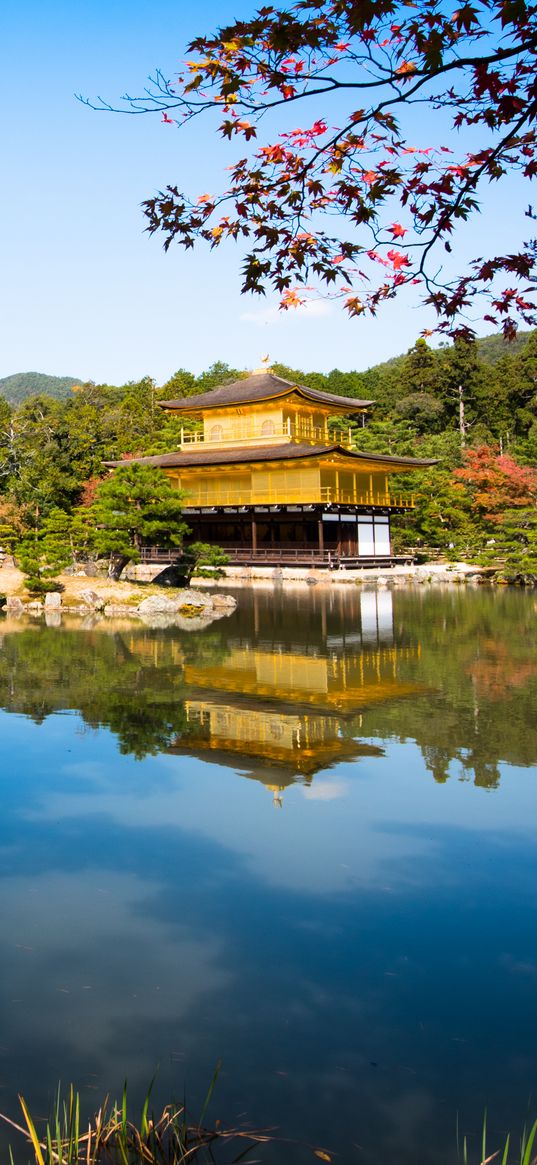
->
xmin=211 ymin=594 xmax=237 ymax=610
xmin=44 ymin=591 xmax=62 ymax=609
xmin=152 ymin=565 xmax=191 ymax=587
xmin=137 ymin=595 xmax=183 ymax=616
xmin=137 ymin=591 xmax=212 ymax=617
xmin=79 ymin=589 xmax=105 ymax=611
xmin=178 ymin=589 xmax=212 ymax=612
xmin=5 ymin=596 xmax=24 ymax=614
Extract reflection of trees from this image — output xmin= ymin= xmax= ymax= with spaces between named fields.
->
xmin=466 ymin=639 xmax=537 ymax=701
xmin=358 ymin=588 xmax=537 ymax=788
xmin=0 ymin=626 xmax=229 ymax=759
xmin=0 ymin=588 xmax=535 ymax=785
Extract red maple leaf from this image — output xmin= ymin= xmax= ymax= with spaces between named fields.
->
xmin=387 ymin=248 xmax=411 ymax=270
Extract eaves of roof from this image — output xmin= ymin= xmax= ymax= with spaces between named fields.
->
xmin=104 ymin=442 xmax=437 ymax=471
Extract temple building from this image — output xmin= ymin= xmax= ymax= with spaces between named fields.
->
xmin=108 ymin=362 xmax=434 ymax=567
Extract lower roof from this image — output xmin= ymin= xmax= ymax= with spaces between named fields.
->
xmin=104 ymin=442 xmax=436 ymax=471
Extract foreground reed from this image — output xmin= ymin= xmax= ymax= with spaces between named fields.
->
xmin=0 ymin=1078 xmax=274 ymax=1165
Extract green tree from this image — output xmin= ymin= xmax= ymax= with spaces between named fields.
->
xmin=88 ymin=463 xmax=190 ymax=579
xmin=185 ymin=541 xmax=229 ymax=581
xmin=392 ymin=468 xmax=474 ymax=555
xmin=437 ymin=338 xmax=486 ymax=443
xmin=398 ymin=340 xmax=439 ymax=400
xmin=17 ymin=509 xmax=75 ymax=595
xmin=160 ymin=368 xmax=200 ymax=398
xmin=511 ymin=330 xmax=537 ymax=433
xmin=4 ymin=396 xmax=80 ymax=518
xmin=351 ymin=416 xmax=419 ymax=457
xmin=395 ymin=392 xmax=445 ymax=434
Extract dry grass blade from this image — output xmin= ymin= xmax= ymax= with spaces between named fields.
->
xmin=0 ymin=1086 xmax=274 ymax=1165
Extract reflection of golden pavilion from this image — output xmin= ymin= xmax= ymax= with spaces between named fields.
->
xmin=171 ymin=591 xmax=427 ymax=798
xmin=183 ymin=643 xmax=421 ymax=714
xmin=171 ymin=698 xmax=384 ymax=805
xmin=179 ymin=698 xmax=382 ymax=773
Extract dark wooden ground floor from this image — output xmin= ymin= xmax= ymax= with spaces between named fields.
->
xmin=183 ymin=502 xmax=397 ymax=555
xmin=141 ymin=503 xmax=414 ymax=569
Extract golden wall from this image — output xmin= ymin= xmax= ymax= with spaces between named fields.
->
xmin=164 ymin=461 xmax=413 ymax=509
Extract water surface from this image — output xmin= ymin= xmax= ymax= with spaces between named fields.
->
xmin=0 ymin=585 xmax=536 ymax=1164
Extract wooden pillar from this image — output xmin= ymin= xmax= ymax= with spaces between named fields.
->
xmin=318 ymin=518 xmax=324 ymax=554
xmin=251 ymin=515 xmax=257 ymax=553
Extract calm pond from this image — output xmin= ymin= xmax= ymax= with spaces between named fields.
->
xmin=0 ymin=585 xmax=536 ymax=1164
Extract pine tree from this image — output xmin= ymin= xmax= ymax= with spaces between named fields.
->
xmin=87 ymin=462 xmax=189 ymax=578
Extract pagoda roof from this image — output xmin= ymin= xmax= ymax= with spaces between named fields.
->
xmin=158 ymin=369 xmax=373 ymax=414
xmin=104 ymin=442 xmax=436 ymax=471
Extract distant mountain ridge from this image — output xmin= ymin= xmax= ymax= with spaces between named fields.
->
xmin=0 ymin=372 xmax=83 ymax=405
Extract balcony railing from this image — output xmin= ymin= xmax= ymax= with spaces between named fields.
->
xmin=179 ymin=422 xmax=356 ymax=450
xmin=140 ymin=545 xmax=416 ymax=567
xmin=181 ymin=488 xmax=415 ymax=509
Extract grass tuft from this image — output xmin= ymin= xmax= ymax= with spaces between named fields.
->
xmin=1 ymin=1084 xmax=273 ymax=1165
xmin=457 ymin=1113 xmax=537 ymax=1165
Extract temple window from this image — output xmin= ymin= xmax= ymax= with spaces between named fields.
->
xmin=210 ymin=424 xmax=224 ymax=442
xmin=261 ymin=419 xmax=276 ymax=436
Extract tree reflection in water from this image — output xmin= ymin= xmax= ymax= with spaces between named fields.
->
xmin=0 ymin=585 xmax=535 ymax=789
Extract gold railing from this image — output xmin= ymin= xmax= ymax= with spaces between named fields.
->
xmin=179 ymin=423 xmax=356 ymax=449
xmin=182 ymin=487 xmax=415 ymax=508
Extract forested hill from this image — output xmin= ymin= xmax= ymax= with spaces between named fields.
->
xmin=0 ymin=372 xmax=83 ymax=405
xmin=357 ymin=329 xmax=533 ymax=382
xmin=477 ymin=330 xmax=532 ymax=365
xmin=1 ymin=331 xmax=531 ymax=406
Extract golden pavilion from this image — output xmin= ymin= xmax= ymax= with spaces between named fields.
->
xmin=108 ymin=362 xmax=434 ymax=567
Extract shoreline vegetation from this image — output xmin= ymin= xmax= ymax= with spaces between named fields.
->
xmin=1 ymin=1086 xmax=536 ymax=1165
xmin=0 ymin=566 xmax=237 ymax=627
xmin=0 ymin=560 xmax=532 ymax=634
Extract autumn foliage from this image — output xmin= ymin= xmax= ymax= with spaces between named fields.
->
xmin=94 ymin=0 xmax=537 ymax=337
xmin=455 ymin=444 xmax=537 ymax=519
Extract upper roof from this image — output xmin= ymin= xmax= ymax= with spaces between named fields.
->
xmin=104 ymin=442 xmax=435 ymax=471
xmin=159 ymin=370 xmax=373 ymax=414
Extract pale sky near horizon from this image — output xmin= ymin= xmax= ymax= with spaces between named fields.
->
xmin=0 ymin=0 xmax=531 ymax=386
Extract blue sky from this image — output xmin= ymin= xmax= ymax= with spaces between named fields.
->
xmin=0 ymin=0 xmax=531 ymax=385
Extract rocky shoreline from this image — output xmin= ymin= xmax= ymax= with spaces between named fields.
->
xmin=192 ymin=561 xmax=505 ymax=588
xmin=0 ymin=583 xmax=237 ymax=630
